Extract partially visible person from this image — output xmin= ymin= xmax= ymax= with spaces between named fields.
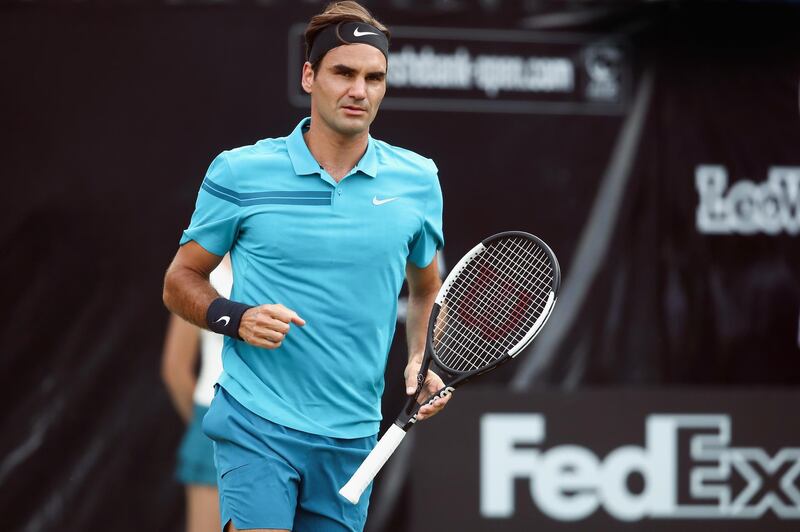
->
xmin=162 ymin=255 xmax=232 ymax=532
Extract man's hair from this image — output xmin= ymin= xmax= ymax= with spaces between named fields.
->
xmin=304 ymin=1 xmax=390 ymax=72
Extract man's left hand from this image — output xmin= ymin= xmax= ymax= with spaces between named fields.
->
xmin=404 ymin=359 xmax=452 ymax=421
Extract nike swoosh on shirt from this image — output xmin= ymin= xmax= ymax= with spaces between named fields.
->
xmin=372 ymin=196 xmax=399 ymax=206
xmin=215 ymin=316 xmax=231 ymax=326
xmin=354 ymin=27 xmax=379 ymax=37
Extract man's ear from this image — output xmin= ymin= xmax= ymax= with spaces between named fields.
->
xmin=301 ymin=62 xmax=314 ymax=95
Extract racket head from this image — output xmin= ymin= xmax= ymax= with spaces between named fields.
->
xmin=429 ymin=231 xmax=560 ymax=376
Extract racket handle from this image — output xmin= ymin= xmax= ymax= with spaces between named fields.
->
xmin=339 ymin=423 xmax=407 ymax=504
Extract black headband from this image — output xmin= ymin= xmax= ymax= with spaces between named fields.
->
xmin=308 ymin=21 xmax=389 ymax=65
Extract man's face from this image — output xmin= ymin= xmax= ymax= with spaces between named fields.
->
xmin=302 ymin=43 xmax=387 ymax=137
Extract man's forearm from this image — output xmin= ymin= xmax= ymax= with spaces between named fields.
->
xmin=405 ymin=284 xmax=440 ymax=363
xmin=163 ymin=265 xmax=220 ymax=329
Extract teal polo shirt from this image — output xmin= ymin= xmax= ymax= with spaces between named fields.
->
xmin=180 ymin=117 xmax=444 ymax=438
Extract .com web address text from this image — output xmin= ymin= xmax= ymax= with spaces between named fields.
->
xmin=388 ymin=46 xmax=574 ymax=98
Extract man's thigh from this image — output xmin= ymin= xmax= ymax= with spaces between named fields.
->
xmin=204 ymin=388 xmax=300 ymax=531
xmin=294 ymin=432 xmax=376 ymax=532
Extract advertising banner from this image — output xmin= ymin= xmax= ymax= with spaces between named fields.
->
xmin=289 ymin=24 xmax=631 ymax=115
xmin=411 ymin=389 xmax=800 ymax=531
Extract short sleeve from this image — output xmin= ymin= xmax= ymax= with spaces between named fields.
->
xmin=408 ymin=172 xmax=444 ymax=268
xmin=179 ymin=153 xmax=241 ymax=256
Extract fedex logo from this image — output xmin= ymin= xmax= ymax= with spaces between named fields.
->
xmin=480 ymin=414 xmax=800 ymax=521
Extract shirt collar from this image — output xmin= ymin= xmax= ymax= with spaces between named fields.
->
xmin=355 ymin=133 xmax=379 ymax=179
xmin=286 ymin=118 xmax=320 ymax=176
xmin=286 ymin=117 xmax=378 ymax=179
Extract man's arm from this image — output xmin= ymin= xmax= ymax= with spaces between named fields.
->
xmin=163 ymin=241 xmax=223 ymax=327
xmin=160 ymin=313 xmax=200 ymax=423
xmin=404 ymin=253 xmax=450 ymax=421
xmin=162 ymin=241 xmax=305 ymax=349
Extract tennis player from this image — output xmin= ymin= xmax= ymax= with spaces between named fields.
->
xmin=162 ymin=2 xmax=448 ymax=531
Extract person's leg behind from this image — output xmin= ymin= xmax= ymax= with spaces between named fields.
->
xmin=178 ymin=403 xmax=223 ymax=532
xmin=186 ymin=485 xmax=221 ymax=532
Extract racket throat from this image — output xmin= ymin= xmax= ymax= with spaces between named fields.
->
xmin=398 ymin=395 xmax=421 ymax=429
xmin=397 ymin=385 xmax=456 ymax=431
xmin=399 ymin=413 xmax=420 ymax=431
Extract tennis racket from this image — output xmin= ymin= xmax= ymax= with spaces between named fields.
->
xmin=339 ymin=231 xmax=561 ymax=504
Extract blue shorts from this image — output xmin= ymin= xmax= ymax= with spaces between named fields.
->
xmin=176 ymin=403 xmax=218 ymax=486
xmin=202 ymin=386 xmax=376 ymax=532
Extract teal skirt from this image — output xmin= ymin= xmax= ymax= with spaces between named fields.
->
xmin=175 ymin=403 xmax=217 ymax=486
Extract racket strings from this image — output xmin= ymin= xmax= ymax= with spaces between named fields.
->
xmin=441 ymin=242 xmax=549 ymax=370
xmin=447 ymin=239 xmax=550 ymax=336
xmin=433 ymin=236 xmax=554 ymax=373
xmin=473 ymin=244 xmax=551 ymax=314
xmin=436 ymin=257 xmax=550 ymax=371
xmin=436 ymin=243 xmax=530 ymax=361
xmin=445 ymin=249 xmax=547 ymax=351
xmin=437 ymin=288 xmax=540 ymax=371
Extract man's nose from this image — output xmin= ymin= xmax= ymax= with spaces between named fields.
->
xmin=348 ymin=77 xmax=367 ymax=99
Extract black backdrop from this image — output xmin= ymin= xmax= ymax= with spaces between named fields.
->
xmin=2 ymin=1 xmax=800 ymax=531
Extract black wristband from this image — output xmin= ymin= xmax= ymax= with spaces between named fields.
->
xmin=206 ymin=297 xmax=252 ymax=340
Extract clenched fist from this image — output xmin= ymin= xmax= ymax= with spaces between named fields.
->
xmin=239 ymin=303 xmax=305 ymax=349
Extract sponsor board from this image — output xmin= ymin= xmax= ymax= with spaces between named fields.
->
xmin=287 ymin=24 xmax=631 ymax=115
xmin=411 ymin=389 xmax=800 ymax=531
xmin=696 ymin=165 xmax=800 ymax=235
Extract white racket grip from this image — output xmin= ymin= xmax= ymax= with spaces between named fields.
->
xmin=338 ymin=423 xmax=407 ymax=504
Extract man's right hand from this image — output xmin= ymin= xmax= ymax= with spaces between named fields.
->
xmin=239 ymin=304 xmax=306 ymax=349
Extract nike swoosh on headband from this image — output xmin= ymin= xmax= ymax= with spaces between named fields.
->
xmin=354 ymin=27 xmax=379 ymax=37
